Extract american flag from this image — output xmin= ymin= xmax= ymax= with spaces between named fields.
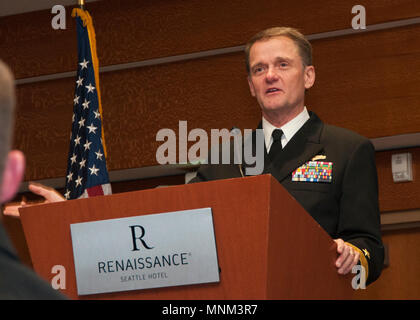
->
xmin=64 ymin=9 xmax=112 ymax=200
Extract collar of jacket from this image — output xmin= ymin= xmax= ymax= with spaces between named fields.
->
xmin=242 ymin=111 xmax=325 ymax=182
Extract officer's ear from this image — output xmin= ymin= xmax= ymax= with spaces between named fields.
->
xmin=247 ymin=76 xmax=256 ymax=97
xmin=304 ymin=65 xmax=315 ymax=90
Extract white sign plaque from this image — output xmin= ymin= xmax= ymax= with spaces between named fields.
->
xmin=70 ymin=207 xmax=220 ymax=296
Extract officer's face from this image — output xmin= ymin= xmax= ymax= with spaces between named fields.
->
xmin=247 ymin=36 xmax=315 ymax=119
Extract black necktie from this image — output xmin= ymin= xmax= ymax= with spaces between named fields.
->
xmin=268 ymin=129 xmax=283 ymax=161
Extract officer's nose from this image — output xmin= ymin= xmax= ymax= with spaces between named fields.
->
xmin=265 ymin=66 xmax=279 ymax=83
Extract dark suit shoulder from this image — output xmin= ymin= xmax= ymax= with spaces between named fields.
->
xmin=322 ymin=124 xmax=369 ymax=143
xmin=321 ymin=124 xmax=374 ymax=155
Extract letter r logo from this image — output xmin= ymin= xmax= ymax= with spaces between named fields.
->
xmin=129 ymin=225 xmax=154 ymax=251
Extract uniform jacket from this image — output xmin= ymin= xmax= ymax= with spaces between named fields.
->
xmin=191 ymin=112 xmax=384 ymax=285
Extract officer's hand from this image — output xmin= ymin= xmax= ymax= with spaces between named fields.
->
xmin=334 ymin=238 xmax=360 ymax=275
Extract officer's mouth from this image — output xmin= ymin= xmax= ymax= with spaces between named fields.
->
xmin=265 ymin=87 xmax=283 ymax=95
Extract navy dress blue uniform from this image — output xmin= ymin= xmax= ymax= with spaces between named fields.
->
xmin=191 ymin=111 xmax=384 ymax=285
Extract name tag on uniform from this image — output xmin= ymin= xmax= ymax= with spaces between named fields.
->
xmin=292 ymin=161 xmax=333 ymax=183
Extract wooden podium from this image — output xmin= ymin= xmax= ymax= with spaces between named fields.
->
xmin=19 ymin=174 xmax=354 ymax=299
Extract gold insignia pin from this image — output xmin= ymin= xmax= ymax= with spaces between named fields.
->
xmin=311 ymin=155 xmax=327 ymax=161
xmin=363 ymin=249 xmax=370 ymax=259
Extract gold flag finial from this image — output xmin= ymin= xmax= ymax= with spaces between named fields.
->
xmin=78 ymin=0 xmax=85 ymax=9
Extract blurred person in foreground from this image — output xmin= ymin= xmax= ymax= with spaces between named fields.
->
xmin=0 ymin=60 xmax=65 ymax=299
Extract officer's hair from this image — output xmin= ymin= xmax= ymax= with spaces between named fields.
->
xmin=245 ymin=27 xmax=313 ymax=74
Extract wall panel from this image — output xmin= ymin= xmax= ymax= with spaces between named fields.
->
xmin=307 ymin=24 xmax=420 ymax=138
xmin=1 ymin=0 xmax=420 ymax=79
xmin=5 ymin=1 xmax=420 ymax=182
xmin=15 ymin=78 xmax=75 ymax=180
xmin=14 ymin=25 xmax=420 ymax=180
xmin=356 ymin=228 xmax=420 ymax=299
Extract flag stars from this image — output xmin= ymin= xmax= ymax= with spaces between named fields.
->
xmin=87 ymin=123 xmax=98 ymax=134
xmin=76 ymin=76 xmax=84 ymax=87
xmin=70 ymin=153 xmax=77 ymax=165
xmin=73 ymin=95 xmax=80 ymax=105
xmin=95 ymin=150 xmax=103 ymax=160
xmin=75 ymin=176 xmax=83 ymax=187
xmin=74 ymin=135 xmax=81 ymax=146
xmin=93 ymin=110 xmax=101 ymax=119
xmin=82 ymin=99 xmax=90 ymax=110
xmin=89 ymin=164 xmax=100 ymax=176
xmin=79 ymin=158 xmax=86 ymax=169
xmin=85 ymin=83 xmax=96 ymax=93
xmin=66 ymin=39 xmax=111 ymax=199
xmin=78 ymin=117 xmax=85 ymax=129
xmin=79 ymin=59 xmax=89 ymax=69
xmin=83 ymin=140 xmax=92 ymax=151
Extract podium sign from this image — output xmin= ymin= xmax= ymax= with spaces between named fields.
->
xmin=70 ymin=208 xmax=220 ymax=296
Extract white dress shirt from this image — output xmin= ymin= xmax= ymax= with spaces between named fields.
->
xmin=263 ymin=107 xmax=310 ymax=153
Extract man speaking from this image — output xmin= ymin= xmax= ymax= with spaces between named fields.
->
xmin=191 ymin=27 xmax=384 ymax=286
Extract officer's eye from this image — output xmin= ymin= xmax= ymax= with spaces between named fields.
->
xmin=252 ymin=66 xmax=266 ymax=75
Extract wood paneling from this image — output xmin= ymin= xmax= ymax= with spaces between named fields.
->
xmin=355 ymin=228 xmax=420 ymax=299
xmin=1 ymin=0 xmax=420 ymax=79
xmin=14 ymin=23 xmax=420 ymax=181
xmin=14 ymin=79 xmax=74 ymax=180
xmin=5 ymin=1 xmax=420 ymax=181
xmin=307 ymin=25 xmax=420 ymax=138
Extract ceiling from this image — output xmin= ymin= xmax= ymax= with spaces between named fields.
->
xmin=0 ymin=0 xmax=100 ymax=17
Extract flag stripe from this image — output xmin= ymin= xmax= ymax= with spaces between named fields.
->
xmin=86 ymin=185 xmax=104 ymax=197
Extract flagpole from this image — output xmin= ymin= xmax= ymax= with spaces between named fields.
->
xmin=78 ymin=0 xmax=85 ymax=10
